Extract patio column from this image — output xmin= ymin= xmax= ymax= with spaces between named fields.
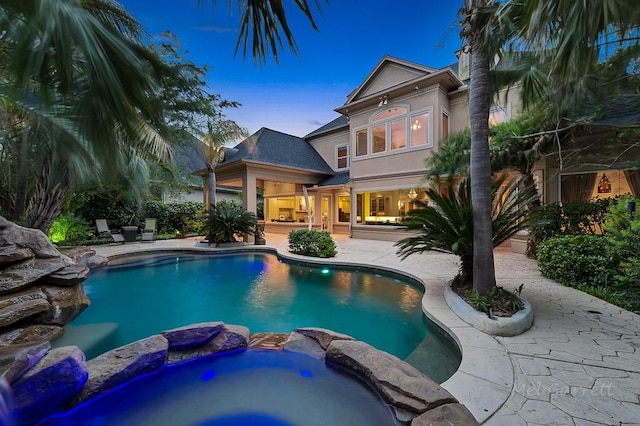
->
xmin=243 ymin=172 xmax=258 ymax=215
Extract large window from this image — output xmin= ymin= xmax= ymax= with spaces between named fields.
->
xmin=410 ymin=113 xmax=429 ymax=147
xmin=337 ymin=145 xmax=350 ymax=169
xmin=355 ymin=106 xmax=431 ymax=157
xmin=391 ymin=119 xmax=406 ymax=150
xmin=355 ymin=189 xmax=428 ymax=225
xmin=372 ymin=124 xmax=386 ymax=153
xmin=356 ymin=129 xmax=368 ymax=156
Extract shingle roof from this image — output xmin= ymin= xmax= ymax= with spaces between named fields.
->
xmin=221 ymin=127 xmax=335 ymax=174
xmin=316 ymin=171 xmax=351 ymax=187
xmin=591 ymin=95 xmax=640 ymax=127
xmin=305 ymin=115 xmax=349 ymax=139
xmin=171 ymin=138 xmax=206 ymax=184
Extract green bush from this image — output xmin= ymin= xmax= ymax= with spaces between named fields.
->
xmin=604 ymin=196 xmax=640 ymax=287
xmin=527 ymin=199 xmax=614 ymax=253
xmin=288 ymin=230 xmax=337 ymax=258
xmin=48 ymin=214 xmax=93 ymax=244
xmin=203 ymin=200 xmax=257 ymax=245
xmin=536 ymin=235 xmax=619 ymax=288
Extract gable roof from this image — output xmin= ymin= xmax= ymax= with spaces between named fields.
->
xmin=221 ymin=127 xmax=334 ymax=174
xmin=347 ymin=55 xmax=438 ymax=103
xmin=335 ymin=56 xmax=463 ymax=114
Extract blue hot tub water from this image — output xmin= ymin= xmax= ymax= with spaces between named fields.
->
xmin=57 ymin=252 xmax=460 ymax=382
xmin=39 ymin=350 xmax=398 ymax=426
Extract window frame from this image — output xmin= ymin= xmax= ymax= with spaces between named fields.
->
xmin=336 ymin=144 xmax=350 ymax=170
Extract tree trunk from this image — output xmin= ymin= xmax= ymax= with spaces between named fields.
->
xmin=25 ymin=162 xmax=70 ymax=234
xmin=207 ymin=162 xmax=217 ymax=215
xmin=467 ymin=5 xmax=496 ymax=295
xmin=12 ymin=131 xmax=30 ymax=221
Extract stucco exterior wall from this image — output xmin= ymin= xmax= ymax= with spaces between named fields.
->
xmin=308 ymin=128 xmax=350 ymax=171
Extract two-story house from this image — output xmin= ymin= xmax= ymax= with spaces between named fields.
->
xmin=207 ymin=53 xmax=639 ymax=241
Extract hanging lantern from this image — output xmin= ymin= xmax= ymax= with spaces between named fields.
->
xmin=597 ymin=173 xmax=611 ymax=194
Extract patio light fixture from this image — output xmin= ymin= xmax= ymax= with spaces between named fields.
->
xmin=378 ymin=96 xmax=388 ymax=107
xmin=597 ymin=173 xmax=611 ymax=193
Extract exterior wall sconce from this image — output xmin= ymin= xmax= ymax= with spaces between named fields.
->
xmin=378 ymin=96 xmax=388 ymax=107
xmin=597 ymin=173 xmax=611 ymax=193
xmin=408 ymin=188 xmax=418 ymax=200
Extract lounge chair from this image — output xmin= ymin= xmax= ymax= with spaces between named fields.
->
xmin=141 ymin=218 xmax=156 ymax=242
xmin=95 ymin=219 xmax=125 ymax=244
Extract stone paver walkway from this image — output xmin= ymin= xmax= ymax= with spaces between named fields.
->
xmin=90 ymin=234 xmax=640 ymax=425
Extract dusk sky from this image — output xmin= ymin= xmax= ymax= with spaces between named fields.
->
xmin=118 ymin=1 xmax=464 ymax=138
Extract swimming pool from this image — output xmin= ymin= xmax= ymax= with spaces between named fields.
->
xmin=58 ymin=252 xmax=460 ymax=382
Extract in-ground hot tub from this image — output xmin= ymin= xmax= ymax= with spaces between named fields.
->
xmin=40 ymin=349 xmax=398 ymax=426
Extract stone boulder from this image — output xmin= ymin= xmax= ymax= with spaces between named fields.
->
xmin=73 ymin=335 xmax=168 ymax=405
xmin=161 ymin=321 xmax=225 ymax=349
xmin=0 ymin=288 xmax=50 ymax=328
xmin=38 ymin=284 xmax=90 ymax=325
xmin=63 ymin=247 xmax=96 ymax=263
xmin=411 ymin=403 xmax=479 ymax=426
xmin=83 ymin=254 xmax=108 ymax=269
xmin=326 ymin=340 xmax=456 ymax=415
xmin=0 ymin=257 xmax=68 ymax=294
xmin=0 ymin=325 xmax=63 ymax=347
xmin=0 ymin=341 xmax=51 ymax=384
xmin=295 ymin=327 xmax=354 ymax=349
xmin=0 ymin=216 xmax=60 ymax=259
xmin=0 ymin=244 xmax=34 ymax=267
xmin=167 ymin=324 xmax=249 ymax=364
xmin=46 ymin=264 xmax=90 ymax=286
xmin=283 ymin=331 xmax=327 ymax=358
xmin=12 ymin=346 xmax=88 ymax=426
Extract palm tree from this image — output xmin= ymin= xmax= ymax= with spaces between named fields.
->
xmin=0 ymin=0 xmax=171 ymax=233
xmin=202 ymin=119 xmax=248 ymax=214
xmin=205 ymin=0 xmax=327 ymax=64
xmin=460 ymin=0 xmax=504 ymax=294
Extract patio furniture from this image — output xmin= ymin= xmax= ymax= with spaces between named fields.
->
xmin=120 ymin=226 xmax=138 ymax=243
xmin=141 ymin=218 xmax=156 ymax=242
xmin=95 ymin=219 xmax=125 ymax=244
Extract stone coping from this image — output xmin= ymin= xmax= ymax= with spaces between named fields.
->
xmin=9 ymin=324 xmax=478 ymax=426
xmin=85 ymin=243 xmax=513 ymax=424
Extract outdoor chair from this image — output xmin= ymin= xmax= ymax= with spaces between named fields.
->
xmin=141 ymin=218 xmax=157 ymax=242
xmin=95 ymin=219 xmax=125 ymax=244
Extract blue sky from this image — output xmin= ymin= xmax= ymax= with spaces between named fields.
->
xmin=119 ymin=1 xmax=463 ymax=138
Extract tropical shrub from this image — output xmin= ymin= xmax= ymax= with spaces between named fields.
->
xmin=536 ymin=235 xmax=619 ymax=288
xmin=395 ymin=175 xmax=539 ymax=282
xmin=604 ymin=196 xmax=640 ymax=288
xmin=288 ymin=230 xmax=336 ymax=258
xmin=48 ymin=214 xmax=93 ymax=244
xmin=203 ymin=200 xmax=256 ymax=245
xmin=527 ymin=198 xmax=615 ymax=256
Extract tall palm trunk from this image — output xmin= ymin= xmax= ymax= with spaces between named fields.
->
xmin=207 ymin=161 xmax=217 ymax=215
xmin=464 ymin=1 xmax=496 ymax=294
xmin=25 ymin=160 xmax=70 ymax=234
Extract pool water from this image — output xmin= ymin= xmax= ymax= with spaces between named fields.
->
xmin=59 ymin=253 xmax=460 ymax=381
xmin=39 ymin=350 xmax=398 ymax=426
